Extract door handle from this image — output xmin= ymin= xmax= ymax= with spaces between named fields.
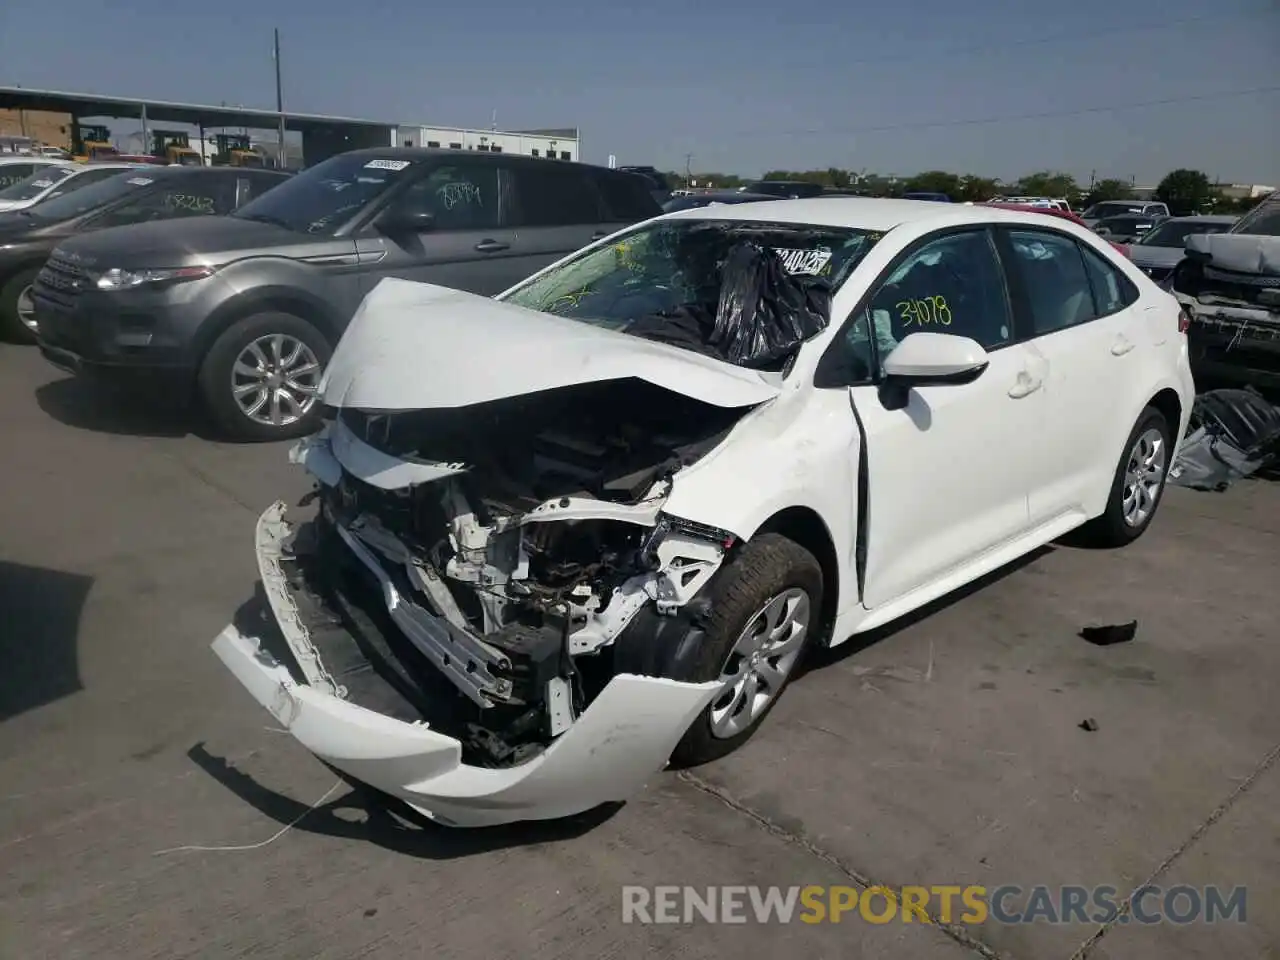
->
xmin=1111 ymin=335 xmax=1136 ymax=356
xmin=1007 ymin=371 xmax=1042 ymax=399
xmin=474 ymin=239 xmax=510 ymax=253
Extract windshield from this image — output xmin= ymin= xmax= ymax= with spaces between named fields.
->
xmin=501 ymin=218 xmax=881 ymax=366
xmin=0 ymin=166 xmax=76 ymax=202
xmin=1083 ymin=201 xmax=1145 ymax=219
xmin=1137 ymin=220 xmax=1234 ymax=247
xmin=1231 ymin=197 xmax=1280 ymax=237
xmin=232 ymin=152 xmax=416 ymax=234
xmin=21 ymin=169 xmax=155 ymax=220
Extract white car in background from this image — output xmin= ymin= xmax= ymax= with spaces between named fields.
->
xmin=213 ymin=200 xmax=1196 ymax=827
xmin=0 ymin=161 xmax=139 ymax=213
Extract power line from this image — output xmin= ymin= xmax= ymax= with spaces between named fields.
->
xmin=717 ymin=84 xmax=1280 ymax=140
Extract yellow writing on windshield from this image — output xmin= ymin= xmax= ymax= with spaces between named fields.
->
xmin=897 ymin=295 xmax=952 ymax=327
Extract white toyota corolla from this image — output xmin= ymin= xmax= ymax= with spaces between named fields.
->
xmin=213 ymin=199 xmax=1196 ymax=827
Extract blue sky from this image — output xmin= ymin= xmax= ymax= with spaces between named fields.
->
xmin=1 ymin=0 xmax=1277 ymax=183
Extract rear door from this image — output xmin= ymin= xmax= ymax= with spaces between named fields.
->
xmin=505 ymin=161 xmax=607 ymax=280
xmin=995 ymin=227 xmax=1145 ymax=523
xmin=352 ymin=158 xmax=525 ymax=297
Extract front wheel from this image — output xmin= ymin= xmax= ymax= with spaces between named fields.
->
xmin=1085 ymin=406 xmax=1172 ymax=547
xmin=671 ymin=534 xmax=824 ymax=766
xmin=197 ymin=312 xmax=331 ymax=442
xmin=0 ymin=267 xmax=40 ymax=344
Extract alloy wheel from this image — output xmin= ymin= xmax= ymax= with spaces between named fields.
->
xmin=1122 ymin=427 xmax=1166 ymax=528
xmin=16 ymin=285 xmax=36 ymax=333
xmin=231 ymin=333 xmax=322 ymax=428
xmin=710 ymin=587 xmax=811 ymax=739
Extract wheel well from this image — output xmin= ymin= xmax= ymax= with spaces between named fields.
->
xmin=195 ymin=293 xmax=340 ymax=361
xmin=754 ymin=507 xmax=840 ymax=642
xmin=1148 ymin=388 xmax=1183 ymax=440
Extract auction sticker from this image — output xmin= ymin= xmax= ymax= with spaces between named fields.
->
xmin=365 ymin=159 xmax=411 ymax=171
xmin=127 ymin=177 xmax=154 ymax=186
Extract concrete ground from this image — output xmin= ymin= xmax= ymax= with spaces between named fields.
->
xmin=0 ymin=342 xmax=1276 ymax=960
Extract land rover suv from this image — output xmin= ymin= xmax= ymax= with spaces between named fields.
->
xmin=34 ymin=148 xmax=662 ymax=441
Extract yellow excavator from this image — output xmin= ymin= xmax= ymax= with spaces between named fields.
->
xmin=151 ymin=130 xmax=203 ymax=166
xmin=71 ymin=123 xmax=120 ymax=162
xmin=211 ymin=133 xmax=264 ymax=168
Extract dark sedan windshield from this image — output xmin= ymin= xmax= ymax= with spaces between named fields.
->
xmin=502 ymin=218 xmax=879 ymax=365
xmin=0 ymin=165 xmax=77 ymax=202
xmin=21 ymin=169 xmax=157 ymax=220
xmin=233 ymin=153 xmax=418 ymax=235
xmin=1136 ymin=220 xmax=1234 ymax=247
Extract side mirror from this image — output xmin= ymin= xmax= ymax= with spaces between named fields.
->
xmin=881 ymin=333 xmax=989 ymax=403
xmin=379 ymin=209 xmax=435 ymax=234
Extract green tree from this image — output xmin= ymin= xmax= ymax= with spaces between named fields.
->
xmin=904 ymin=170 xmax=963 ymax=198
xmin=1156 ymin=169 xmax=1214 ymax=216
xmin=958 ymin=175 xmax=1001 ymax=202
xmin=1084 ymin=179 xmax=1132 ymax=205
xmin=1017 ymin=170 xmax=1078 ymax=198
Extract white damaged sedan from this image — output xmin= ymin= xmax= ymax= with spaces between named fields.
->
xmin=213 ymin=199 xmax=1196 ymax=827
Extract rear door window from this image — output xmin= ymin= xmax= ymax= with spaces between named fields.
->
xmin=510 ymin=163 xmax=601 ymax=227
xmin=1002 ymin=230 xmax=1098 ymax=336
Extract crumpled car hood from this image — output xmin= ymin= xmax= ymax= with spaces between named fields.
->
xmin=1185 ymin=233 xmax=1280 ymax=276
xmin=319 ymin=278 xmax=783 ymax=411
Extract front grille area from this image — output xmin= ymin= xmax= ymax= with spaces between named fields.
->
xmin=34 ymin=253 xmax=89 ymax=309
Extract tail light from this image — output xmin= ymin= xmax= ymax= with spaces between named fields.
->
xmin=1178 ymin=306 xmax=1191 ymax=334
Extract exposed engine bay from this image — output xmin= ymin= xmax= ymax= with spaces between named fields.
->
xmin=287 ymin=378 xmax=753 ymax=766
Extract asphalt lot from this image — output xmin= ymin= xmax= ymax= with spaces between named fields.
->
xmin=1 ymin=342 xmax=1277 ymax=960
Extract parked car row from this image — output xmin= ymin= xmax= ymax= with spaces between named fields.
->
xmin=3 ymin=149 xmax=664 ymax=440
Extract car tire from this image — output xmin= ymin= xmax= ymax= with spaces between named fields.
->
xmin=671 ymin=533 xmax=824 ymax=767
xmin=0 ymin=267 xmax=41 ymax=345
xmin=1085 ymin=406 xmax=1173 ymax=548
xmin=197 ymin=312 xmax=332 ymax=442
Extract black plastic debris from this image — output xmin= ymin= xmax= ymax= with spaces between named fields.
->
xmin=1079 ymin=718 xmax=1100 ymax=732
xmin=1168 ymin=387 xmax=1280 ymax=491
xmin=1079 ymin=620 xmax=1138 ymax=646
xmin=708 ymin=241 xmax=832 ymax=368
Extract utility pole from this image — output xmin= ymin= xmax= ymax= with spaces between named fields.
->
xmin=273 ymin=28 xmax=287 ymax=168
xmin=684 ymin=153 xmax=693 ymax=188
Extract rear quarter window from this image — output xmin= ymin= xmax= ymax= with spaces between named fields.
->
xmin=1079 ymin=243 xmax=1140 ymax=316
xmin=594 ymin=172 xmax=660 ymax=222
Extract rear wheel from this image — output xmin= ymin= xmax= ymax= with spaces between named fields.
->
xmin=671 ymin=534 xmax=823 ymax=766
xmin=1085 ymin=406 xmax=1172 ymax=547
xmin=0 ymin=267 xmax=40 ymax=344
xmin=197 ymin=312 xmax=331 ymax=442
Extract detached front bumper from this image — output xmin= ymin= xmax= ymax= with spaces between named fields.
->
xmin=212 ymin=502 xmax=721 ymax=828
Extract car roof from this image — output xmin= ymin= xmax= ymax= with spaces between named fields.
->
xmin=0 ymin=156 xmax=63 ymax=164
xmin=333 ymin=146 xmax=623 ymax=175
xmin=660 ymin=196 xmax=1083 ymax=233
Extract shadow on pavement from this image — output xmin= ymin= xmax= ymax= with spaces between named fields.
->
xmin=188 ymin=743 xmax=622 ymax=858
xmin=35 ymin=375 xmax=214 ymax=440
xmin=800 ymin=544 xmax=1055 ymax=675
xmin=0 ymin=561 xmax=93 ymax=722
